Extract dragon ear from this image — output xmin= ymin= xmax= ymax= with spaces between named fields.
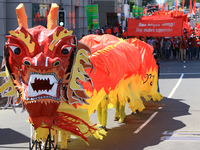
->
xmin=67 ymin=41 xmax=93 ymax=106
xmin=47 ymin=3 xmax=59 ymax=29
xmin=16 ymin=3 xmax=28 ymax=29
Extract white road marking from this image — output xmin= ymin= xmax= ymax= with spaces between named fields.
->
xmin=168 ymin=73 xmax=184 ymax=98
xmin=158 ymin=107 xmax=163 ymax=110
xmin=133 ymin=112 xmax=158 ymax=134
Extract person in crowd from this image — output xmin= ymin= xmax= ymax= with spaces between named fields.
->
xmin=153 ymin=53 xmax=160 ymax=92
xmin=155 ymin=37 xmax=161 ymax=57
xmin=153 ymin=37 xmax=157 ymax=53
xmin=173 ymin=37 xmax=180 ymax=59
xmin=105 ymin=25 xmax=112 ymax=34
xmin=194 ymin=35 xmax=199 ymax=59
xmin=180 ymin=36 xmax=187 ymax=61
xmin=197 ymin=36 xmax=200 ymax=59
xmin=163 ymin=37 xmax=171 ymax=60
xmin=187 ymin=34 xmax=195 ymax=60
xmin=169 ymin=37 xmax=173 ymax=58
xmin=122 ymin=30 xmax=127 ymax=39
xmin=96 ymin=29 xmax=100 ymax=35
xmin=99 ymin=28 xmax=104 ymax=35
xmin=139 ymin=36 xmax=145 ymax=42
xmin=113 ymin=24 xmax=119 ymax=36
xmin=160 ymin=37 xmax=165 ymax=59
xmin=147 ymin=37 xmax=156 ymax=51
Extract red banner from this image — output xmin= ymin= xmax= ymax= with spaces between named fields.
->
xmin=127 ymin=18 xmax=183 ymax=37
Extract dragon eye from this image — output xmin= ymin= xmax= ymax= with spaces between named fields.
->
xmin=9 ymin=45 xmax=21 ymax=55
xmin=61 ymin=47 xmax=72 ymax=55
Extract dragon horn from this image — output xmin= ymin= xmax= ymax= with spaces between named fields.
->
xmin=16 ymin=3 xmax=28 ymax=29
xmin=47 ymin=3 xmax=59 ymax=29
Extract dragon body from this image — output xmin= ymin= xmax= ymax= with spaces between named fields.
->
xmin=0 ymin=3 xmax=163 ymax=146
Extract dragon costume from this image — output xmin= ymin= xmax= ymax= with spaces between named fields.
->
xmin=0 ymin=2 xmax=163 ymax=149
xmin=0 ymin=3 xmax=105 ymax=146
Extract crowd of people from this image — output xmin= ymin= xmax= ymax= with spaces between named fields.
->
xmin=144 ymin=33 xmax=200 ymax=62
xmin=87 ymin=23 xmax=200 ymax=62
xmin=86 ymin=21 xmax=128 ymax=39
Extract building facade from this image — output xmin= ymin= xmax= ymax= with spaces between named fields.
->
xmin=0 ymin=0 xmax=92 ymax=57
xmin=0 ymin=0 xmax=135 ymax=57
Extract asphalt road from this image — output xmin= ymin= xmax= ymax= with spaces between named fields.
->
xmin=1 ymin=58 xmax=200 ymax=150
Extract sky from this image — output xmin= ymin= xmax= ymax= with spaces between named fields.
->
xmin=156 ymin=0 xmax=166 ymax=5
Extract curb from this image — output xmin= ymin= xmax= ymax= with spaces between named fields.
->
xmin=0 ymin=97 xmax=8 ymax=106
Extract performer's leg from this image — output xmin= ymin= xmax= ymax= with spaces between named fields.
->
xmin=67 ymin=134 xmax=71 ymax=142
xmin=53 ymin=130 xmax=58 ymax=148
xmin=114 ymin=99 xmax=120 ymax=121
xmin=101 ymin=103 xmax=108 ymax=127
xmin=60 ymin=131 xmax=68 ymax=150
xmin=180 ymin=49 xmax=183 ymax=61
xmin=119 ymin=103 xmax=125 ymax=123
xmin=97 ymin=103 xmax=102 ymax=126
xmin=184 ymin=49 xmax=186 ymax=60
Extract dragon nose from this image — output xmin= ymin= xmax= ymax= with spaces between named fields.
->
xmin=23 ymin=52 xmax=61 ymax=68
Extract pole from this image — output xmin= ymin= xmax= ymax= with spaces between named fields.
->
xmin=137 ymin=0 xmax=138 ymax=18
xmin=122 ymin=1 xmax=124 ymax=31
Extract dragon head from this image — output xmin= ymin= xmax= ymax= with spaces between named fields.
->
xmin=2 ymin=3 xmax=92 ymax=128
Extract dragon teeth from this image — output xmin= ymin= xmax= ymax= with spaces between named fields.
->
xmin=27 ymin=74 xmax=58 ymax=98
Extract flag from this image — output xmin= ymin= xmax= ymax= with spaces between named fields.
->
xmin=190 ymin=0 xmax=192 ymax=14
xmin=182 ymin=0 xmax=185 ymax=11
xmin=193 ymin=0 xmax=196 ymax=15
xmin=165 ymin=1 xmax=167 ymax=11
xmin=175 ymin=0 xmax=177 ymax=10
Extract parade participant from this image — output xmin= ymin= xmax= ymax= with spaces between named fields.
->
xmin=163 ymin=37 xmax=171 ymax=60
xmin=188 ymin=34 xmax=195 ymax=60
xmin=97 ymin=95 xmax=109 ymax=131
xmin=197 ymin=37 xmax=200 ymax=59
xmin=122 ymin=30 xmax=127 ymax=39
xmin=147 ymin=36 xmax=156 ymax=51
xmin=194 ymin=35 xmax=199 ymax=59
xmin=173 ymin=37 xmax=180 ymax=59
xmin=180 ymin=36 xmax=187 ymax=61
xmin=114 ymin=96 xmax=125 ymax=123
xmin=153 ymin=53 xmax=160 ymax=92
xmin=113 ymin=25 xmax=119 ymax=36
xmin=104 ymin=25 xmax=112 ymax=34
xmin=155 ymin=37 xmax=161 ymax=57
xmin=160 ymin=37 xmax=165 ymax=59
xmin=96 ymin=29 xmax=100 ymax=35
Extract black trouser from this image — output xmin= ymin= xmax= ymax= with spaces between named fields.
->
xmin=173 ymin=48 xmax=179 ymax=58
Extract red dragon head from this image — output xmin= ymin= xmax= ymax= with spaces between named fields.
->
xmin=2 ymin=3 xmax=92 ymax=128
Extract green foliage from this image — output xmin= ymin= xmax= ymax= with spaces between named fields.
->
xmin=166 ymin=0 xmax=174 ymax=6
xmin=142 ymin=0 xmax=153 ymax=6
xmin=130 ymin=1 xmax=135 ymax=12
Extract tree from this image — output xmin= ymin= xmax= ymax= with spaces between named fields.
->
xmin=142 ymin=0 xmax=153 ymax=6
xmin=130 ymin=0 xmax=135 ymax=12
xmin=166 ymin=0 xmax=173 ymax=6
